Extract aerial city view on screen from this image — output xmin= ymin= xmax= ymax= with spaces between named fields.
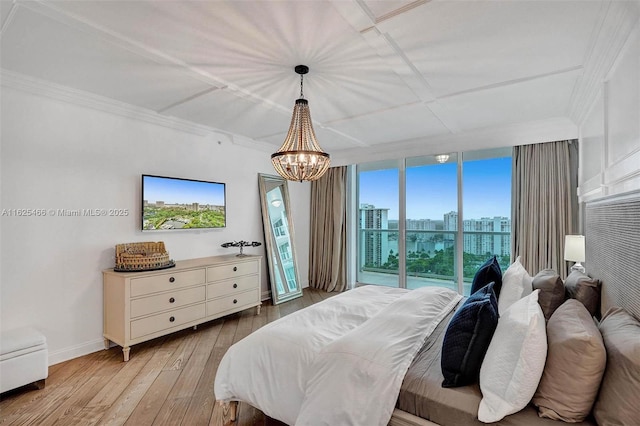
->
xmin=142 ymin=176 xmax=225 ymax=230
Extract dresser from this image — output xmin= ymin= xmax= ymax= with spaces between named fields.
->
xmin=103 ymin=254 xmax=261 ymax=361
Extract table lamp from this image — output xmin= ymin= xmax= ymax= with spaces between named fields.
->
xmin=564 ymin=235 xmax=585 ymax=273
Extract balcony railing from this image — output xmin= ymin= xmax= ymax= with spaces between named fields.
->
xmin=358 ymin=228 xmax=511 ymax=293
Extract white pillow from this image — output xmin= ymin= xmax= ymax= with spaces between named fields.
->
xmin=478 ymin=290 xmax=547 ymax=423
xmin=497 ymin=256 xmax=533 ymax=315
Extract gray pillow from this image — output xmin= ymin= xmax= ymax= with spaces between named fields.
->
xmin=533 ymin=299 xmax=606 ymax=422
xmin=532 ymin=269 xmax=565 ymax=320
xmin=593 ymin=307 xmax=640 ymax=426
xmin=564 ymin=270 xmax=601 ymax=318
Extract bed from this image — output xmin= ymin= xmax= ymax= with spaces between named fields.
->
xmin=215 ymin=285 xmax=462 ymax=425
xmin=214 ymin=193 xmax=640 ymax=426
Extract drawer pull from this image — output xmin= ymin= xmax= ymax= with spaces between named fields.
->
xmin=169 ymin=277 xmax=175 ymax=283
xmin=233 ymin=267 xmax=238 ymax=272
xmin=233 ymin=283 xmax=238 ymax=289
xmin=169 ymin=316 xmax=175 ymax=322
xmin=233 ymin=299 xmax=238 ymax=304
xmin=169 ymin=297 xmax=175 ymax=303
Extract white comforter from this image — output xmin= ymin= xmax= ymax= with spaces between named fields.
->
xmin=214 ymin=285 xmax=461 ymax=426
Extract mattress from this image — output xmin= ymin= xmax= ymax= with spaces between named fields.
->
xmin=398 ymin=303 xmax=597 ymax=426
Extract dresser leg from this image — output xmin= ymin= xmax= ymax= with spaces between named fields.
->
xmin=104 ymin=338 xmax=110 ymax=350
xmin=123 ymin=346 xmax=130 ymax=362
xmin=256 ymin=304 xmax=261 ymax=315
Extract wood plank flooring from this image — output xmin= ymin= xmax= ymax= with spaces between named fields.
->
xmin=0 ymin=288 xmax=336 ymax=426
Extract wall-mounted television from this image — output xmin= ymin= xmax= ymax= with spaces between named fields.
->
xmin=142 ymin=174 xmax=226 ymax=231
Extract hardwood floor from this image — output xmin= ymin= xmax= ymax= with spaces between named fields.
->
xmin=0 ymin=288 xmax=336 ymax=426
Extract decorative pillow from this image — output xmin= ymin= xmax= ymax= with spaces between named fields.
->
xmin=593 ymin=307 xmax=640 ymax=426
xmin=532 ymin=299 xmax=606 ymax=422
xmin=564 ymin=270 xmax=601 ymax=318
xmin=470 ymin=256 xmax=502 ymax=297
xmin=478 ymin=290 xmax=547 ymax=423
xmin=441 ymin=282 xmax=499 ymax=388
xmin=531 ymin=269 xmax=565 ymax=320
xmin=497 ymin=256 xmax=533 ymax=315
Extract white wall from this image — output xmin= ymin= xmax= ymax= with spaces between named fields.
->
xmin=578 ymin=15 xmax=640 ymax=202
xmin=0 ymin=82 xmax=310 ymax=364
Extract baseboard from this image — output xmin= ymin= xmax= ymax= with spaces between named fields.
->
xmin=47 ymin=338 xmax=106 ymax=366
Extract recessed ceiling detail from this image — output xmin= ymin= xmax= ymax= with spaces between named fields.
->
xmin=1 ymin=0 xmax=633 ymax=155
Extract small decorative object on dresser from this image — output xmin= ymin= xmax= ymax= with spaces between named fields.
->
xmin=221 ymin=240 xmax=262 ymax=257
xmin=103 ymin=254 xmax=262 ymax=361
xmin=114 ymin=241 xmax=175 ymax=272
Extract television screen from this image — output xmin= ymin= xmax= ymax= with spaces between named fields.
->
xmin=142 ymin=175 xmax=226 ymax=231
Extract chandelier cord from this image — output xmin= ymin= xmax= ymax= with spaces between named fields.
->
xmin=300 ymin=73 xmax=304 ymax=99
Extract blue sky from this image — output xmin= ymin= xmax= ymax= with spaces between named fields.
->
xmin=359 ymin=157 xmax=511 ymax=220
xmin=143 ymin=175 xmax=225 ymax=205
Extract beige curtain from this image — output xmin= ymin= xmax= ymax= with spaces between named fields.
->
xmin=512 ymin=140 xmax=579 ymax=279
xmin=309 ymin=166 xmax=347 ymax=292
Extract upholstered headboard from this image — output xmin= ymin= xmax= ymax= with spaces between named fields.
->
xmin=585 ymin=192 xmax=640 ymax=320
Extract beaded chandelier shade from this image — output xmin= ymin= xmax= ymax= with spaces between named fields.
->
xmin=271 ymin=65 xmax=330 ymax=182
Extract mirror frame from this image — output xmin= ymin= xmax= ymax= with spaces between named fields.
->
xmin=258 ymin=173 xmax=303 ymax=305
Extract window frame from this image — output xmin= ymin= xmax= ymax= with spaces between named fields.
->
xmin=354 ymin=147 xmax=511 ymax=294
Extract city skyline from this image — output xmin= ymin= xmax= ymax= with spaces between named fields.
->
xmin=359 ymin=157 xmax=512 ymax=220
xmin=359 ymin=204 xmax=511 ymax=273
xmin=143 ymin=175 xmax=225 ymax=206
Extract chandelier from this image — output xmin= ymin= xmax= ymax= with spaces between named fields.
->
xmin=271 ymin=65 xmax=330 ymax=182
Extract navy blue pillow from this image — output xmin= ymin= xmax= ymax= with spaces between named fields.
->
xmin=470 ymin=255 xmax=502 ymax=297
xmin=441 ymin=282 xmax=499 ymax=388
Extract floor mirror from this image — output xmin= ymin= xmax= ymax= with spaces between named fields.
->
xmin=258 ymin=173 xmax=303 ymax=304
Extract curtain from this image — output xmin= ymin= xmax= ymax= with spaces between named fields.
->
xmin=309 ymin=166 xmax=347 ymax=292
xmin=512 ymin=140 xmax=579 ymax=279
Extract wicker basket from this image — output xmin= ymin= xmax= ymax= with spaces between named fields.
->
xmin=114 ymin=241 xmax=174 ymax=271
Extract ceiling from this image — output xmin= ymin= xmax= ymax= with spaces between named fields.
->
xmin=0 ymin=0 xmax=634 ymax=159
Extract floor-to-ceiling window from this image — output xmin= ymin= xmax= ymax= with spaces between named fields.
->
xmin=357 ymin=160 xmax=400 ymax=287
xmin=461 ymin=150 xmax=512 ymax=295
xmin=405 ymin=154 xmax=459 ymax=292
xmin=355 ymin=148 xmax=511 ymax=294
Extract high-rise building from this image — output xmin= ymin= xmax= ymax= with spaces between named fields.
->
xmin=359 ymin=204 xmax=390 ymax=267
xmin=442 ymin=212 xmax=511 ymax=256
xmin=444 ymin=211 xmax=458 ymax=231
xmin=406 ymin=219 xmax=438 ymax=231
xmin=461 ymin=216 xmax=511 ymax=256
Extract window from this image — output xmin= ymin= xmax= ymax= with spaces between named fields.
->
xmin=462 ymin=151 xmax=512 ymax=295
xmin=405 ymin=155 xmax=459 ymax=292
xmin=355 ymin=148 xmax=511 ymax=294
xmin=357 ymin=161 xmax=399 ymax=287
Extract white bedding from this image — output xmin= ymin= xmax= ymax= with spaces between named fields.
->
xmin=214 ymin=285 xmax=462 ymax=426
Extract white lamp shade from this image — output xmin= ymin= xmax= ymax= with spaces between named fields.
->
xmin=564 ymin=235 xmax=585 ymax=262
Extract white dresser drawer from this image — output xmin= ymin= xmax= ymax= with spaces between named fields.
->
xmin=130 ymin=286 xmax=206 ymax=318
xmin=207 ymin=275 xmax=258 ymax=299
xmin=207 ymin=260 xmax=259 ymax=282
xmin=131 ymin=268 xmax=205 ymax=297
xmin=207 ymin=289 xmax=259 ymax=316
xmin=130 ymin=303 xmax=205 ymax=339
xmin=103 ymin=254 xmax=262 ymax=361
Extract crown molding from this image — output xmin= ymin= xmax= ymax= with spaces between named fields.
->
xmin=569 ymin=1 xmax=640 ymax=126
xmin=0 ymin=69 xmax=222 ymax=136
xmin=331 ymin=117 xmax=578 ymax=166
